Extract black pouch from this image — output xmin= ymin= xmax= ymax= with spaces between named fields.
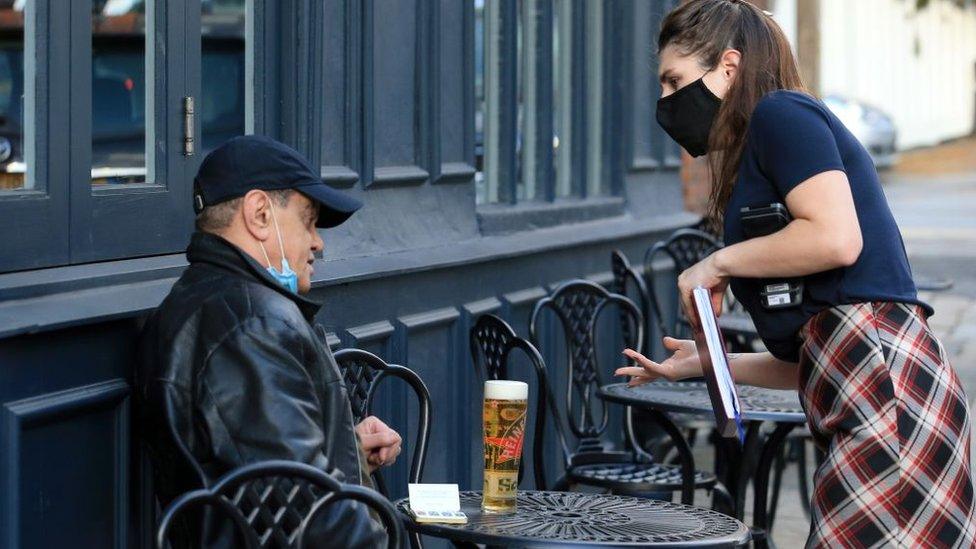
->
xmin=740 ymin=203 xmax=804 ymax=309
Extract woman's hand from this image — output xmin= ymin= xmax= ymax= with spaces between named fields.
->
xmin=677 ymin=253 xmax=729 ymax=327
xmin=615 ymin=337 xmax=703 ymax=387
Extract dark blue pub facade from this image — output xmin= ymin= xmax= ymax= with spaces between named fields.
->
xmin=0 ymin=0 xmax=693 ymax=547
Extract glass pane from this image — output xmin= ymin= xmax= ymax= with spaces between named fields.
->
xmin=516 ymin=0 xmax=533 ymax=201
xmin=200 ymin=0 xmax=245 ymax=156
xmin=91 ymin=1 xmax=147 ymax=186
xmin=585 ymin=0 xmax=605 ymax=196
xmin=0 ymin=3 xmax=26 ymax=191
xmin=553 ymin=0 xmax=572 ymax=198
xmin=474 ymin=0 xmax=487 ymax=204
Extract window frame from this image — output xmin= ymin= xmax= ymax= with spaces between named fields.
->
xmin=69 ymin=0 xmax=194 ymax=264
xmin=0 ymin=1 xmax=69 ymax=272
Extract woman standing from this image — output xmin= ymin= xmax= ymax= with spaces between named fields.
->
xmin=616 ymin=1 xmax=976 ymax=547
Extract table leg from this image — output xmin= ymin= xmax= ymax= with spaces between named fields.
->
xmin=646 ymin=409 xmax=696 ymax=505
xmin=751 ymin=423 xmax=796 ymax=549
xmin=731 ymin=422 xmax=763 ymax=521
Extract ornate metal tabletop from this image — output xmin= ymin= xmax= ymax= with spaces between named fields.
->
xmin=397 ymin=490 xmax=750 ymax=547
xmin=600 ymin=381 xmax=806 ymax=424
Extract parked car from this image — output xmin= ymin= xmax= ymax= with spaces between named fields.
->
xmin=823 ymin=94 xmax=898 ymax=169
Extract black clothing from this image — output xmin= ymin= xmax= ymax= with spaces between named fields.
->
xmin=724 ymin=90 xmax=931 ymax=362
xmin=137 ymin=231 xmax=384 ymax=548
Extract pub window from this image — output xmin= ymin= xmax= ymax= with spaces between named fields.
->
xmin=0 ymin=0 xmax=248 ymax=273
xmin=199 ymin=0 xmax=245 ymax=156
xmin=476 ymin=0 xmax=610 ymax=206
xmin=0 ymin=3 xmax=25 ymax=192
xmin=91 ymin=1 xmax=147 ymax=186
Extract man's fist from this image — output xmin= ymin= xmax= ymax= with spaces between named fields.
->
xmin=355 ymin=416 xmax=402 ymax=473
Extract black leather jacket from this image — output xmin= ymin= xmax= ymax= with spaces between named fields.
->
xmin=137 ymin=232 xmax=385 ymax=548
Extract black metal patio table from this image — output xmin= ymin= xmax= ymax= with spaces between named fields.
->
xmin=396 ymin=490 xmax=751 ymax=548
xmin=599 ymin=381 xmax=807 ymax=549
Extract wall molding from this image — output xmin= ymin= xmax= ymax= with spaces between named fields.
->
xmin=397 ymin=307 xmax=461 ymax=332
xmin=320 ymin=166 xmax=360 ymax=188
xmin=437 ymin=162 xmax=477 ymax=184
xmin=2 ymin=379 xmax=130 ymax=549
xmin=345 ymin=320 xmax=396 ymax=345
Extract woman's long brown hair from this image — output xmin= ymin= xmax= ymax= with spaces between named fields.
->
xmin=658 ymin=0 xmax=807 ymax=229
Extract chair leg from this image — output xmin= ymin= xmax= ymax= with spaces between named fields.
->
xmin=767 ymin=441 xmax=788 ymax=530
xmin=710 ymin=482 xmax=735 ymax=516
xmin=797 ymin=439 xmax=813 ymax=520
xmin=552 ymin=474 xmax=571 ymax=492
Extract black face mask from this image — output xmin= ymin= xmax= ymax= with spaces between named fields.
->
xmin=656 ymin=76 xmax=722 ymax=158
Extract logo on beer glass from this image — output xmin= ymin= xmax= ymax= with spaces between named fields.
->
xmin=482 ymin=380 xmax=528 ymax=514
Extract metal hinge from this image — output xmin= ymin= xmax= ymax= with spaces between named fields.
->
xmin=182 ymin=96 xmax=195 ymax=156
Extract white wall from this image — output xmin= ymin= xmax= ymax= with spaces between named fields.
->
xmin=772 ymin=0 xmax=798 ymax=56
xmin=818 ymin=0 xmax=976 ymax=149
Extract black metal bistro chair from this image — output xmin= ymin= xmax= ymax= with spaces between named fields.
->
xmin=642 ymin=228 xmax=760 ymax=353
xmin=469 ymin=313 xmax=572 ymax=491
xmin=333 ymin=349 xmax=432 ymax=497
xmin=611 ymin=249 xmax=718 ymax=465
xmin=610 ymin=249 xmax=656 ymax=358
xmin=526 ymin=281 xmax=720 ymax=504
xmin=334 ymin=349 xmax=431 ymax=549
xmin=156 ymin=460 xmax=405 ymax=549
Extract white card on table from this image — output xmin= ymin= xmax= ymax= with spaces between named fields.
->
xmin=407 ymin=484 xmax=467 ymax=524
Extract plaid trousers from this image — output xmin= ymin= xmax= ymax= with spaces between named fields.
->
xmin=799 ymin=302 xmax=976 ymax=548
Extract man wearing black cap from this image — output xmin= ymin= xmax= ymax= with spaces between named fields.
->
xmin=137 ymin=136 xmax=398 ymax=548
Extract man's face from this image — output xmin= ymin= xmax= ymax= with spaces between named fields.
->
xmin=271 ymin=192 xmax=323 ymax=294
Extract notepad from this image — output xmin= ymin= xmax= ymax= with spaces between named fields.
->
xmin=690 ymin=286 xmax=746 ymax=443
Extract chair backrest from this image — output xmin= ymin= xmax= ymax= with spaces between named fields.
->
xmin=610 ymin=249 xmax=658 ymax=356
xmin=528 ymin=280 xmax=644 ymax=447
xmin=333 ymin=348 xmax=432 ymax=498
xmin=469 ymin=314 xmax=572 ymax=489
xmin=642 ymin=228 xmax=724 ymax=336
xmin=156 ymin=460 xmax=404 ymax=549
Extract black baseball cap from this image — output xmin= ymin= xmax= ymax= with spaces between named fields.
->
xmin=193 ymin=135 xmax=362 ymax=228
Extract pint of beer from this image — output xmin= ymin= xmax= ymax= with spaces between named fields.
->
xmin=482 ymin=380 xmax=528 ymax=514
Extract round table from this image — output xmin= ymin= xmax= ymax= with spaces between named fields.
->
xmin=599 ymin=381 xmax=808 ymax=549
xmin=397 ymin=490 xmax=750 ymax=548
xmin=600 ymin=381 xmax=805 ymax=424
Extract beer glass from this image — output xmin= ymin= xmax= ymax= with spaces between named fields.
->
xmin=482 ymin=380 xmax=528 ymax=514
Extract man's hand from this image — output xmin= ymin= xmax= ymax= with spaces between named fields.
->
xmin=615 ymin=337 xmax=703 ymax=386
xmin=356 ymin=416 xmax=402 ymax=473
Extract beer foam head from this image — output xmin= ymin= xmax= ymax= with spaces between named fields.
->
xmin=484 ymin=380 xmax=528 ymax=400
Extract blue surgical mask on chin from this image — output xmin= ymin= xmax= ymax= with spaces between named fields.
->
xmin=259 ymin=200 xmax=300 ymax=294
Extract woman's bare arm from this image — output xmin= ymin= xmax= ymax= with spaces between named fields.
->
xmin=617 ymin=339 xmax=799 ymax=390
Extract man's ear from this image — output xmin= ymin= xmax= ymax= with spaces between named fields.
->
xmin=240 ymin=190 xmax=273 ymax=242
xmin=719 ymin=48 xmax=741 ymax=84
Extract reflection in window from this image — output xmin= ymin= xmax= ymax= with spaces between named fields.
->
xmin=474 ymin=0 xmax=487 ymax=203
xmin=585 ymin=0 xmax=606 ymax=196
xmin=200 ymin=0 xmax=245 ymax=156
xmin=0 ymin=3 xmax=25 ymax=191
xmin=515 ymin=0 xmax=531 ymax=202
xmin=91 ymin=1 xmax=147 ymax=185
xmin=88 ymin=0 xmax=245 ymax=186
xmin=553 ymin=0 xmax=571 ymax=198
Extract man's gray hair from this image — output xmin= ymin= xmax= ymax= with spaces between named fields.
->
xmin=195 ymin=189 xmax=294 ymax=232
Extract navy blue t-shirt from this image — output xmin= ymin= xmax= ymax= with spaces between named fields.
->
xmin=723 ymin=90 xmax=931 ymax=362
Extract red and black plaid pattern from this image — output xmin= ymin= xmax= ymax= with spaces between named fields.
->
xmin=798 ymin=302 xmax=975 ymax=548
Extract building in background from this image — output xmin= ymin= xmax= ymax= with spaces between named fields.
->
xmin=683 ymin=0 xmax=976 ymax=214
xmin=0 ymin=2 xmax=693 ymax=547
xmin=805 ymin=0 xmax=976 ymax=149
